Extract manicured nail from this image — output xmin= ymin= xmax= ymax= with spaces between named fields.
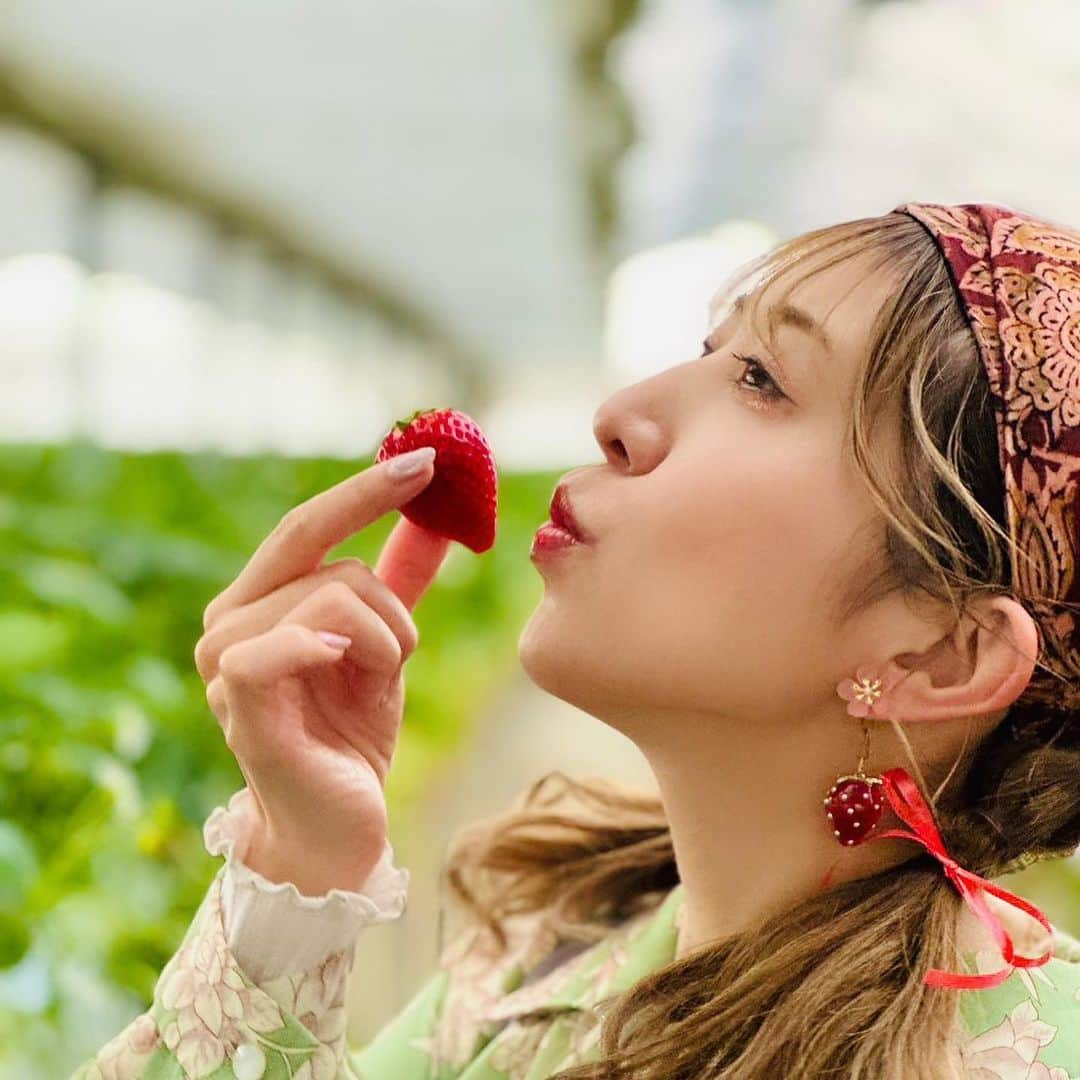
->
xmin=387 ymin=446 xmax=436 ymax=478
xmin=316 ymin=630 xmax=352 ymax=650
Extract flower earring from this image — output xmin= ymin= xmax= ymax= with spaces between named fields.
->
xmin=823 ymin=664 xmax=901 ymax=846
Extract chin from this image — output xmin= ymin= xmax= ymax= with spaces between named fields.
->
xmin=517 ymin=603 xmax=590 ymax=702
xmin=517 ymin=603 xmax=565 ymax=693
xmin=517 ymin=608 xmax=631 ymax=729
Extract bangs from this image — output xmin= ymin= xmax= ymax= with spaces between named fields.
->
xmin=708 ymin=214 xmax=910 ymax=365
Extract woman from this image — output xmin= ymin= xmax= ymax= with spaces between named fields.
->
xmin=71 ymin=202 xmax=1080 ymax=1079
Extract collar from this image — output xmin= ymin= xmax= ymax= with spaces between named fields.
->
xmin=482 ymin=882 xmax=687 ymax=1024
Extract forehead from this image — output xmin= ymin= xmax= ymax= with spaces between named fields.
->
xmin=709 ymin=250 xmax=898 ymax=386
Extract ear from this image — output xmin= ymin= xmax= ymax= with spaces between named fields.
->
xmin=882 ymin=595 xmax=1039 ymax=722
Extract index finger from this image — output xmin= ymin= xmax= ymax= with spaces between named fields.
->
xmin=204 ymin=455 xmax=435 ymax=625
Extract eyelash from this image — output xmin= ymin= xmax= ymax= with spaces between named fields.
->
xmin=699 ymin=340 xmax=785 ymax=403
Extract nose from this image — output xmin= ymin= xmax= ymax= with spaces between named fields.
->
xmin=592 ymin=403 xmax=629 ymax=470
xmin=591 ymin=385 xmax=665 ymax=476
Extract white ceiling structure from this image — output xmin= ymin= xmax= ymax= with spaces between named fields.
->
xmin=2 ymin=0 xmax=602 ymax=369
xmin=613 ymin=0 xmax=1080 ymax=248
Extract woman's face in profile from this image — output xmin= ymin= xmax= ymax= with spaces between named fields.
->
xmin=516 ymin=249 xmax=904 ymax=745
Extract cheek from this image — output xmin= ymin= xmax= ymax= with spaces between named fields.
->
xmin=631 ymin=445 xmax=855 ymax=645
xmin=520 ymin=441 xmax=872 ymax=717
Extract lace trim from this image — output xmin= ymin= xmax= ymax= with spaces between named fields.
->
xmin=203 ymin=786 xmax=410 ymax=920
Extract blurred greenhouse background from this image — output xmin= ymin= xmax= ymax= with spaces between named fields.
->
xmin=1 ymin=0 xmax=1079 ymax=1074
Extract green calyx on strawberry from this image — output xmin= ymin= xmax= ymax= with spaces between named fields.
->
xmin=375 ymin=407 xmax=497 ymax=553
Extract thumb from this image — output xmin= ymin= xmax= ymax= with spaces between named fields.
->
xmin=374 ymin=514 xmax=452 ymax=612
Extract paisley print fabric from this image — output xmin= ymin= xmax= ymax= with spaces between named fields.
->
xmin=895 ymin=202 xmax=1080 ymax=716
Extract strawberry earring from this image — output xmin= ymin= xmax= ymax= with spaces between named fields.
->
xmin=821 ymin=661 xmax=1057 ymax=990
xmin=823 ymin=664 xmax=900 ymax=846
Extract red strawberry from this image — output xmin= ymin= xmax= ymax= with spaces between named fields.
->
xmin=376 ymin=407 xmax=497 ymax=553
xmin=823 ymin=775 xmax=885 ymax=846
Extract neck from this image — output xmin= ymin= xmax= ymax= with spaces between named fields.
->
xmin=634 ymin=709 xmax=920 ymax=962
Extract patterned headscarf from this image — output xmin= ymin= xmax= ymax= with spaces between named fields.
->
xmin=893 ymin=202 xmax=1080 ymax=721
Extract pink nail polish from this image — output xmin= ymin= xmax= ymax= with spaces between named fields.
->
xmin=387 ymin=446 xmax=436 ymax=478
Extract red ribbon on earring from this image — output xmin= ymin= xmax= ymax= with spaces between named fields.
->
xmin=867 ymin=767 xmax=1055 ymax=989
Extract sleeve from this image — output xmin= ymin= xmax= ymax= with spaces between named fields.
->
xmin=67 ymin=787 xmax=411 ymax=1080
xmin=207 ymin=787 xmax=409 ymax=984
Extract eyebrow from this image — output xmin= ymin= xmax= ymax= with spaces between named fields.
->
xmin=717 ymin=292 xmax=833 ymax=360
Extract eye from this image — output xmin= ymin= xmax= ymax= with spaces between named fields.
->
xmin=699 ymin=339 xmax=785 ymax=403
xmin=731 ymin=353 xmax=783 ymax=399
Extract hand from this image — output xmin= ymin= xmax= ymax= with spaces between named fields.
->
xmin=193 ymin=451 xmax=451 ymax=894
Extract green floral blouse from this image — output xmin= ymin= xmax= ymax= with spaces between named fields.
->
xmin=71 ymin=865 xmax=1080 ymax=1079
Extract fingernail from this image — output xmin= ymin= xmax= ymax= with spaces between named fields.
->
xmin=316 ymin=630 xmax=352 ymax=650
xmin=387 ymin=446 xmax=436 ymax=478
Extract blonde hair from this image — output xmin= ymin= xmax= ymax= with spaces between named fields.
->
xmin=437 ymin=213 xmax=1080 ymax=1078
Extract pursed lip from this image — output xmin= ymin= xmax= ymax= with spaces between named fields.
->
xmin=549 ymin=483 xmax=594 ymax=544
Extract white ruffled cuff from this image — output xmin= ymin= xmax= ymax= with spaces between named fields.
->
xmin=203 ymin=786 xmax=410 ymax=984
